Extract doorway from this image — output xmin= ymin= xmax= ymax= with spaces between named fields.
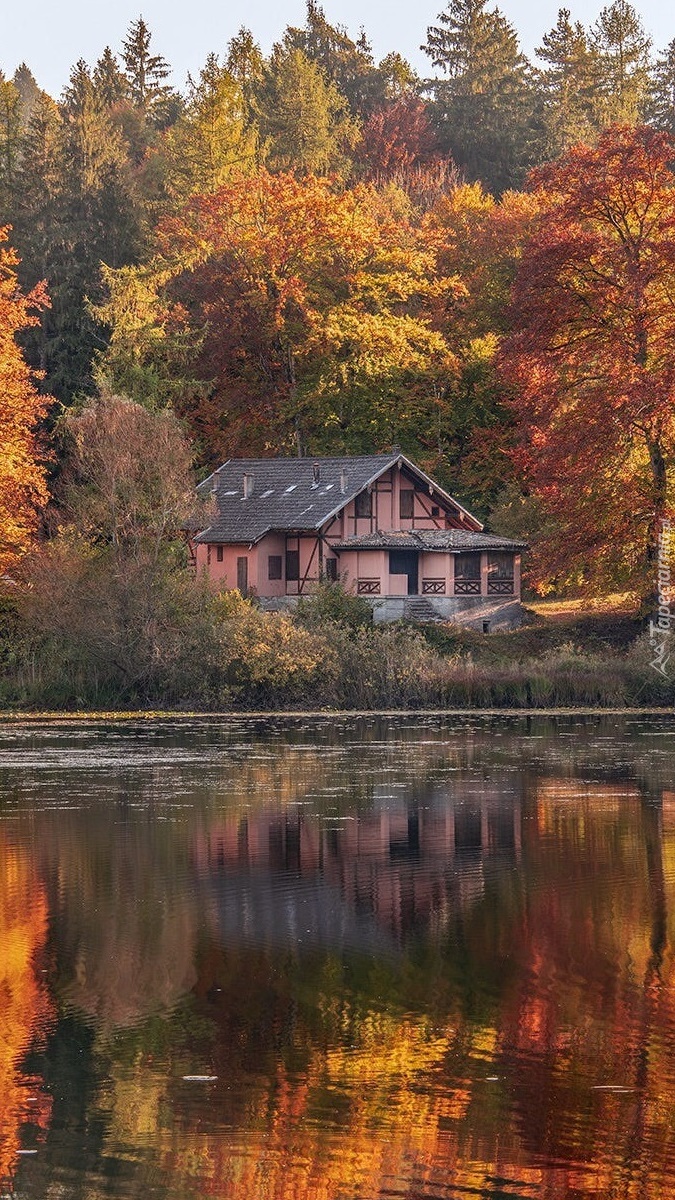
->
xmin=237 ymin=556 xmax=248 ymax=595
xmin=389 ymin=549 xmax=419 ymax=595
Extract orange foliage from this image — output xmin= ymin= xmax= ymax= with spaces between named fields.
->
xmin=154 ymin=170 xmax=461 ymax=460
xmin=0 ymin=227 xmax=50 ymax=576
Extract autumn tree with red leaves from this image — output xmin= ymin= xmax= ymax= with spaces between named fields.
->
xmin=502 ymin=126 xmax=675 ymax=596
xmin=0 ymin=228 xmax=49 ymax=576
xmin=354 ymin=97 xmax=438 ymax=178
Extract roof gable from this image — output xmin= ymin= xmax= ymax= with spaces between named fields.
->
xmin=194 ymin=454 xmax=482 ymax=544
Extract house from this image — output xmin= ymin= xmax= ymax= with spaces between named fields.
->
xmin=193 ymin=454 xmax=526 ymax=627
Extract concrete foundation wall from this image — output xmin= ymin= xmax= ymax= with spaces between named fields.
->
xmin=258 ymin=593 xmax=523 ymax=630
xmin=368 ymin=596 xmax=523 ymax=629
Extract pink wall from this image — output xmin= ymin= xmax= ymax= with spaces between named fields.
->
xmin=197 ymin=540 xmax=521 ymax=601
xmin=195 ymin=542 xmax=258 ymax=593
xmin=255 ymin=533 xmax=286 ymax=598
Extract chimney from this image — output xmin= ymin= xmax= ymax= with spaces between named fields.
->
xmin=312 ymin=461 xmax=320 ymax=486
xmin=340 ymin=468 xmax=348 ymax=494
xmin=243 ymin=472 xmax=254 ymax=499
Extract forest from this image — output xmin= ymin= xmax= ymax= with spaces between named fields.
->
xmin=1 ymin=0 xmax=675 ymax=708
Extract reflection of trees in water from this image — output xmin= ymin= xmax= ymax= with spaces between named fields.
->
xmin=0 ymin=836 xmax=53 ymax=1190
xmin=2 ymin=716 xmax=675 ymax=1198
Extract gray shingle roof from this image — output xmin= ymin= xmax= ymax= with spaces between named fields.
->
xmin=194 ymin=455 xmax=481 ymax=544
xmin=331 ymin=530 xmax=528 ymax=552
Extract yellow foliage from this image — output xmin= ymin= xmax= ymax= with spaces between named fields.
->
xmin=216 ymin=592 xmax=336 ymax=691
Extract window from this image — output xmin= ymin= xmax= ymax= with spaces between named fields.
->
xmin=399 ymin=489 xmax=414 ymax=519
xmin=431 ymin=505 xmax=440 ymax=518
xmin=285 ymin=549 xmax=300 ymax=581
xmin=268 ymin=555 xmax=282 ymax=580
xmin=454 ymin=552 xmax=481 ymax=595
xmin=216 ymin=545 xmax=224 ymax=563
xmin=455 ymin=553 xmax=481 ymax=580
xmin=355 ymin=490 xmax=372 ymax=518
xmin=487 ymin=551 xmax=514 ymax=594
xmin=325 ymin=558 xmax=338 ymax=581
xmin=487 ymin=552 xmax=514 ymax=580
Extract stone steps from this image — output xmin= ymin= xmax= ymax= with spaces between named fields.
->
xmin=403 ymin=597 xmax=440 ymax=623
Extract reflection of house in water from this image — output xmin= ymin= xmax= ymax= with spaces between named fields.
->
xmin=191 ymin=782 xmax=524 ymax=950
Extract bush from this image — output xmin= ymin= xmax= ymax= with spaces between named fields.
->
xmin=295 ymin=581 xmax=373 ymax=633
xmin=214 ymin=591 xmax=337 ymax=707
xmin=4 ymin=539 xmax=226 ymax=709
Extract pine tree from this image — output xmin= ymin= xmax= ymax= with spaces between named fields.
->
xmin=256 ymin=46 xmax=358 ymax=175
xmin=93 ymin=47 xmax=129 ymax=109
xmin=423 ymin=0 xmax=538 ymax=193
xmin=121 ymin=17 xmax=175 ymax=126
xmin=0 ymin=76 xmax=22 ymax=218
xmin=591 ymin=0 xmax=651 ymax=125
xmin=648 ymin=38 xmax=675 ymax=135
xmin=164 ymin=54 xmax=257 ymax=198
xmin=536 ymin=9 xmax=600 ymax=156
xmin=281 ymin=0 xmax=381 ymax=115
xmin=226 ymin=27 xmax=265 ymax=96
xmin=12 ymin=64 xmax=43 ymax=126
xmin=11 ymin=63 xmax=141 ymax=404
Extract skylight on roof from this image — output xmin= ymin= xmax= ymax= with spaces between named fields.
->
xmin=223 ymin=490 xmax=237 ymax=496
xmin=322 ymin=483 xmax=334 ymax=491
xmin=284 ymin=484 xmax=298 ymax=493
xmin=261 ymin=489 xmax=274 ymax=497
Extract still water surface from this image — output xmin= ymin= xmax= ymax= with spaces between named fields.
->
xmin=1 ymin=713 xmax=675 ymax=1199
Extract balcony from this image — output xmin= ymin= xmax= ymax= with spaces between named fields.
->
xmin=422 ymin=578 xmax=446 ymax=595
xmin=357 ymin=579 xmax=381 ymax=595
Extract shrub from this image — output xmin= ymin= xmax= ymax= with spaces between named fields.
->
xmin=296 ymin=581 xmax=373 ymax=633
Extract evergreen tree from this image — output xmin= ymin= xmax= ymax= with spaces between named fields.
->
xmin=282 ymin=1 xmax=373 ymax=114
xmin=12 ymin=64 xmax=43 ymax=125
xmin=93 ymin=47 xmax=129 ymax=109
xmin=647 ymin=38 xmax=675 ymax=134
xmin=536 ymin=9 xmax=600 ymax=156
xmin=0 ymin=76 xmax=22 ymax=218
xmin=11 ymin=62 xmax=141 ymax=404
xmin=591 ymin=0 xmax=651 ymax=124
xmin=423 ymin=0 xmax=538 ymax=193
xmin=164 ymin=54 xmax=257 ymax=198
xmin=256 ymin=46 xmax=358 ymax=175
xmin=226 ymin=27 xmax=265 ymax=96
xmin=121 ymin=17 xmax=173 ymax=122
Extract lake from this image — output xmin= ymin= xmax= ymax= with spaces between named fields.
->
xmin=1 ymin=712 xmax=675 ymax=1199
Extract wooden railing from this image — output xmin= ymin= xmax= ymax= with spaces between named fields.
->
xmin=422 ymin=578 xmax=446 ymax=594
xmin=487 ymin=579 xmax=514 ymax=595
xmin=454 ymin=579 xmax=481 ymax=595
xmin=357 ymin=579 xmax=381 ymax=595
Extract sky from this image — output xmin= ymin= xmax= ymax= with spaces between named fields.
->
xmin=4 ymin=0 xmax=675 ymax=99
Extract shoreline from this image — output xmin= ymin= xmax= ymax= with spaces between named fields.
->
xmin=0 ymin=705 xmax=673 ymax=723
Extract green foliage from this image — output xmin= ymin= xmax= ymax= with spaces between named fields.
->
xmin=6 ymin=541 xmax=226 ymax=709
xmin=535 ymin=9 xmax=600 ymax=156
xmin=591 ymin=0 xmax=651 ymax=124
xmin=423 ymin=0 xmax=538 ymax=193
xmin=256 ymin=46 xmax=359 ymax=176
xmin=164 ymin=54 xmax=257 ymax=200
xmin=296 ymin=580 xmax=373 ymax=631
